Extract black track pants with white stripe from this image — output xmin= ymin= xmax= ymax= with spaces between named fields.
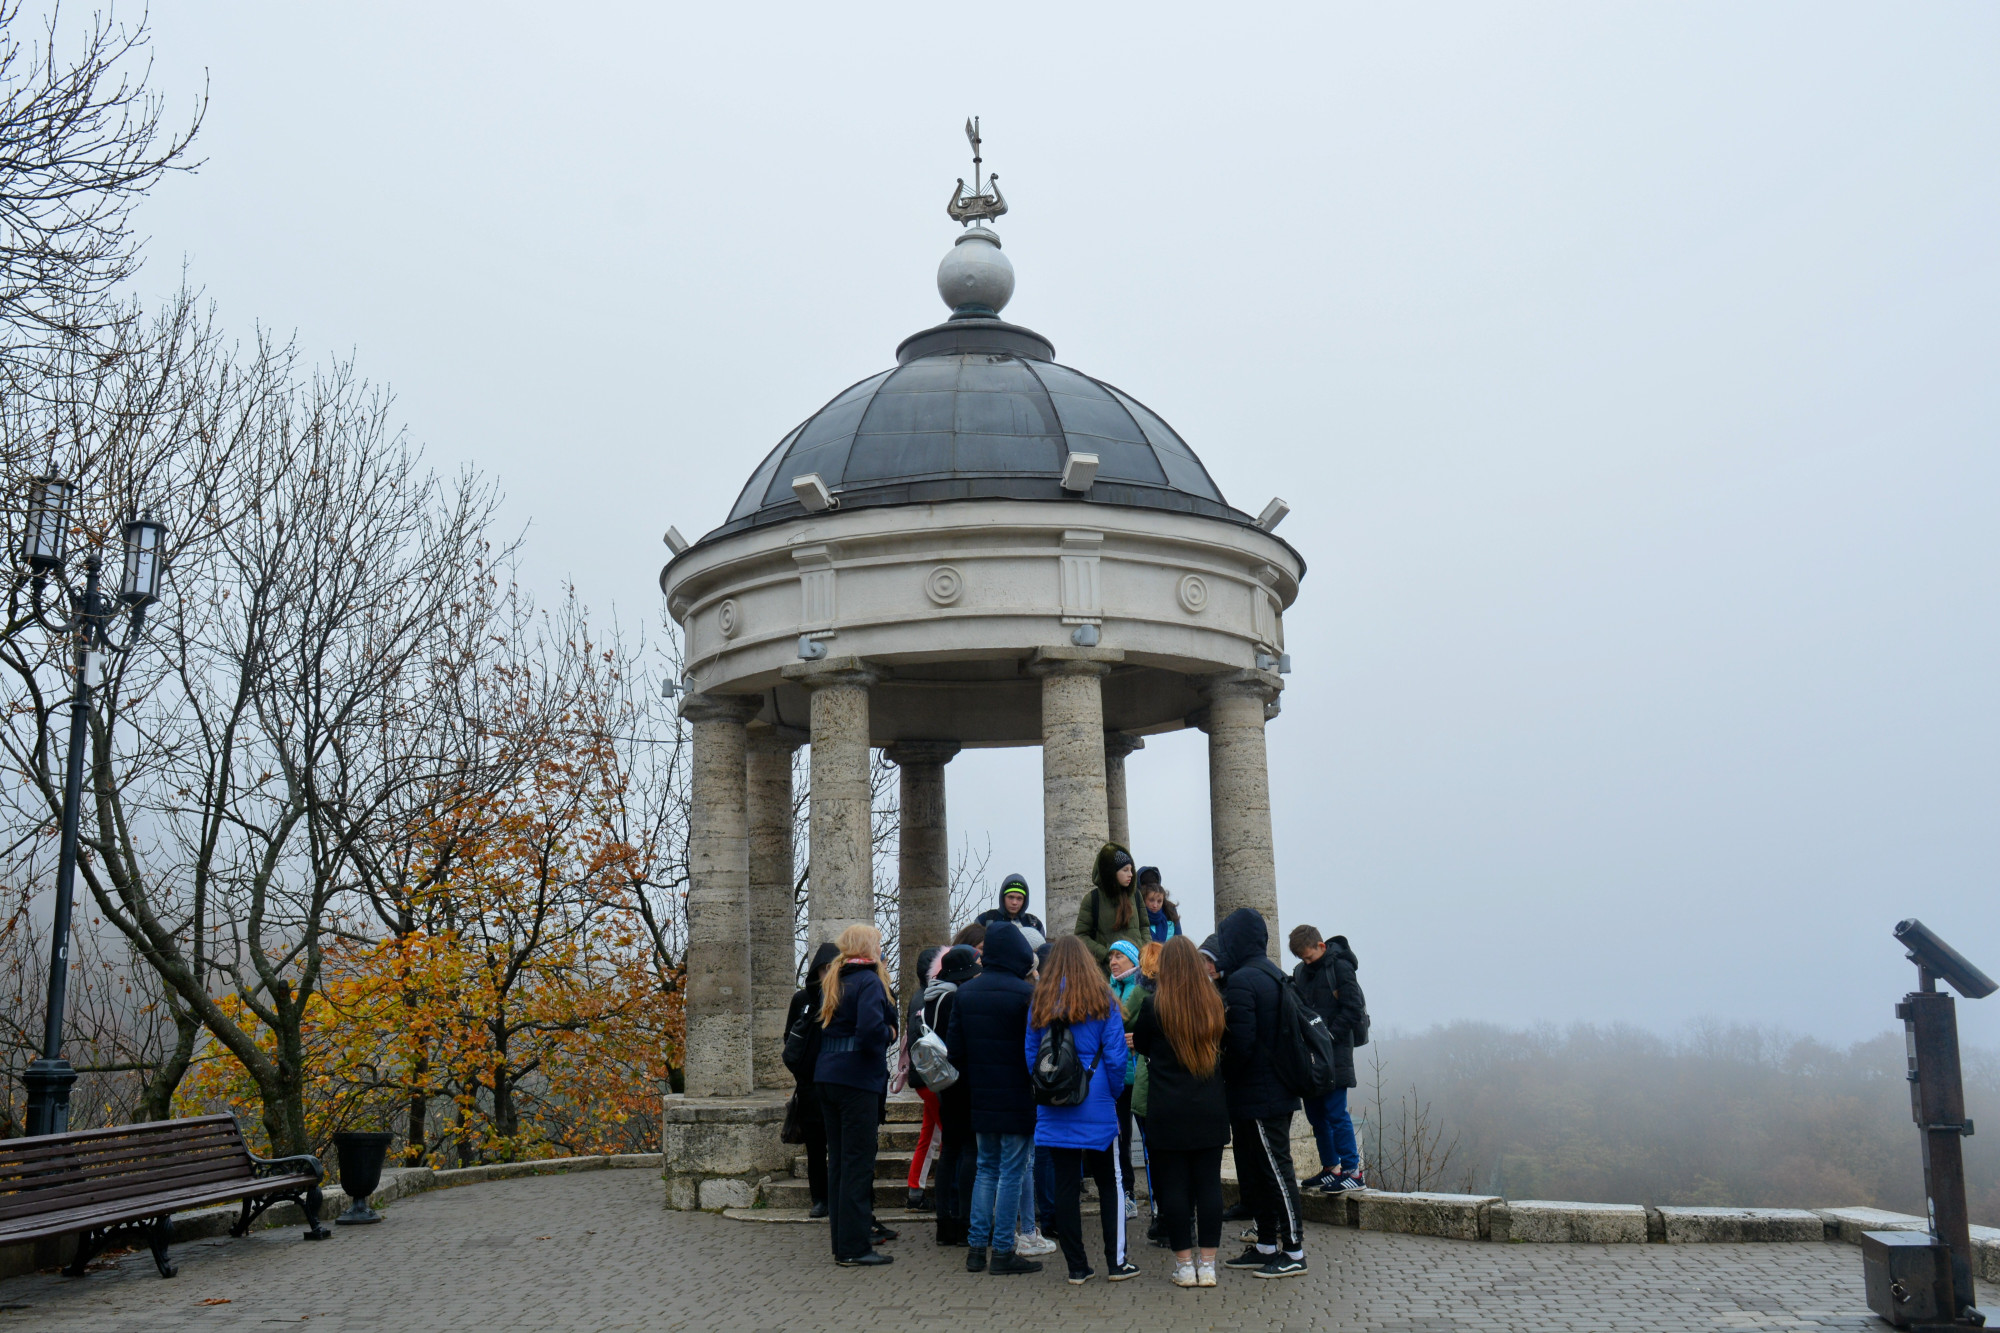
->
xmin=1231 ymin=1112 xmax=1303 ymax=1253
xmin=1049 ymin=1145 xmax=1125 ymax=1274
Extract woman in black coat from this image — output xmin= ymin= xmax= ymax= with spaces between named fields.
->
xmin=1131 ymin=936 xmax=1231 ymax=1288
xmin=813 ymin=925 xmax=899 ymax=1267
xmin=784 ymin=941 xmax=842 ymax=1216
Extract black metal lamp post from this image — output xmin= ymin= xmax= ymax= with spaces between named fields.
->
xmin=18 ymin=477 xmax=167 ymax=1136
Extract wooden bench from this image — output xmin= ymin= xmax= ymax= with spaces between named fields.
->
xmin=0 ymin=1113 xmax=330 ymax=1278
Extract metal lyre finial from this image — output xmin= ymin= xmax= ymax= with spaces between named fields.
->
xmin=947 ymin=116 xmax=1008 ymax=225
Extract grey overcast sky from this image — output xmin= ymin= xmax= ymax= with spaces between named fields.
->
xmin=131 ymin=3 xmax=1999 ymax=1047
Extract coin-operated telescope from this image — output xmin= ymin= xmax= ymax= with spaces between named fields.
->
xmin=1859 ymin=920 xmax=1993 ymax=1330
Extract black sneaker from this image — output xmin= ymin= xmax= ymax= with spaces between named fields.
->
xmin=989 ymin=1250 xmax=1043 ymax=1276
xmin=906 ymin=1187 xmax=926 ymax=1210
xmin=966 ymin=1247 xmax=987 ymax=1273
xmin=1335 ymin=1171 xmax=1367 ymax=1192
xmin=1304 ymin=1169 xmax=1338 ymax=1192
xmin=836 ymin=1250 xmax=894 ymax=1267
xmin=1107 ymin=1262 xmax=1140 ymax=1281
xmin=1255 ymin=1254 xmax=1308 ymax=1279
xmin=871 ymin=1222 xmax=898 ymax=1243
xmin=1223 ymin=1246 xmax=1272 ymax=1269
xmin=808 ymin=1200 xmax=828 ymax=1219
xmin=1067 ymin=1267 xmax=1095 ymax=1285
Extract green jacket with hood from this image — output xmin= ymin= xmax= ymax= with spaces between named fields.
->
xmin=1074 ymin=842 xmax=1151 ymax=971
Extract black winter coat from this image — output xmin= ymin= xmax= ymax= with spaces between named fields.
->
xmin=785 ymin=942 xmax=842 ymax=1128
xmin=814 ymin=962 xmax=896 ymax=1095
xmin=944 ymin=922 xmax=1037 ymax=1136
xmin=1216 ymin=907 xmax=1300 ymax=1121
xmin=1293 ymin=938 xmax=1363 ymax=1090
xmin=1130 ymin=995 xmax=1230 ymax=1151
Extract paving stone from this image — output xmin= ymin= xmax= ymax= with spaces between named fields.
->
xmin=0 ymin=1168 xmax=1971 ymax=1333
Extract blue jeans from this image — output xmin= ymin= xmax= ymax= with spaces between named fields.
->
xmin=969 ymin=1132 xmax=1032 ymax=1253
xmin=1303 ymin=1087 xmax=1359 ymax=1172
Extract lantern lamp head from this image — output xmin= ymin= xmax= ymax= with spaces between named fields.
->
xmin=23 ymin=476 xmax=73 ymax=572
xmin=118 ymin=516 xmax=166 ymax=606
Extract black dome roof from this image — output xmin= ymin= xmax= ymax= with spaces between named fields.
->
xmin=704 ymin=317 xmax=1247 ymax=541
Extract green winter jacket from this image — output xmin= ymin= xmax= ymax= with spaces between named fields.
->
xmin=1075 ymin=843 xmax=1150 ymax=972
xmin=1112 ymin=971 xmax=1150 ymax=1117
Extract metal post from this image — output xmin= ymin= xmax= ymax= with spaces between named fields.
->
xmin=23 ymin=555 xmax=101 ymax=1136
xmin=1897 ymin=973 xmax=1978 ymax=1322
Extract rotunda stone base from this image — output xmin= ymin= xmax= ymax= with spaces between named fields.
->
xmin=662 ymin=1092 xmax=792 ymax=1211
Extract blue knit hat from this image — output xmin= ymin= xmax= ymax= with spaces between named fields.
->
xmin=1109 ymin=940 xmax=1141 ymax=967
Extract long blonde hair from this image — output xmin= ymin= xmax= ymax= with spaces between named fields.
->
xmin=820 ymin=924 xmax=893 ymax=1027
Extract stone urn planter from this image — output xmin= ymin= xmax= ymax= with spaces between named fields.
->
xmin=332 ymin=1131 xmax=395 ymax=1224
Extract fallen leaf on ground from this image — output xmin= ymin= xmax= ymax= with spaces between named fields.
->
xmin=198 ymin=1297 xmax=232 ymax=1305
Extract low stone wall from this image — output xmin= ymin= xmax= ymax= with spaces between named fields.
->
xmin=0 ymin=1152 xmax=663 ymax=1282
xmin=662 ymin=1093 xmax=792 ymax=1210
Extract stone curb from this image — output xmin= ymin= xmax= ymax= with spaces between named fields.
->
xmin=0 ymin=1153 xmax=663 ymax=1281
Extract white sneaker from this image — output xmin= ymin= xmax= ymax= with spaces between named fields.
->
xmin=1124 ymin=1195 xmax=1139 ymax=1220
xmin=1170 ymin=1261 xmax=1198 ymax=1287
xmin=1015 ymin=1230 xmax=1058 ymax=1257
xmin=1196 ymin=1261 xmax=1218 ymax=1287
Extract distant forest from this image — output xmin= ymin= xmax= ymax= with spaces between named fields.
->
xmin=1353 ymin=1022 xmax=1999 ymax=1227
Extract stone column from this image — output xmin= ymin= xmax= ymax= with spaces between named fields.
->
xmin=885 ymin=741 xmax=960 ymax=1001
xmin=1030 ymin=647 xmax=1122 ymax=938
xmin=745 ymin=723 xmax=806 ymax=1091
xmin=1103 ymin=732 xmax=1145 ymax=850
xmin=781 ymin=657 xmax=881 ymax=952
xmin=679 ymin=692 xmax=762 ymax=1096
xmin=1199 ymin=669 xmax=1284 ymax=961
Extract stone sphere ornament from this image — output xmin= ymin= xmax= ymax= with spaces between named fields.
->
xmin=936 ymin=227 xmax=1014 ymax=316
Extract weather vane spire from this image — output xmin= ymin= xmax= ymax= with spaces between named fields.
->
xmin=947 ymin=116 xmax=1008 ymax=226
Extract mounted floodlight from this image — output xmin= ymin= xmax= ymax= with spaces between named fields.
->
xmin=118 ymin=516 xmax=167 ymax=606
xmin=663 ymin=526 xmax=689 ymax=555
xmin=791 ymin=473 xmax=836 ymax=512
xmin=1060 ymin=453 xmax=1099 ymax=493
xmin=1257 ymin=497 xmax=1290 ymax=532
xmin=23 ymin=476 xmax=73 ymax=571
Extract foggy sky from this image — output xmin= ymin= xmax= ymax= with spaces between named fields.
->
xmin=129 ymin=3 xmax=2000 ymax=1046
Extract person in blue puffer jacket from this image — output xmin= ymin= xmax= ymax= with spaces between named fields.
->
xmin=1025 ymin=934 xmax=1136 ymax=1285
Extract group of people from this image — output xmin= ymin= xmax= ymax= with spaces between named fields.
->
xmin=782 ymin=840 xmax=1369 ymax=1290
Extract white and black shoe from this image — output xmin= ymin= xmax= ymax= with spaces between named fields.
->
xmin=1223 ymin=1246 xmax=1271 ymax=1269
xmin=1255 ymin=1254 xmax=1307 ymax=1280
xmin=1067 ymin=1266 xmax=1095 ymax=1285
xmin=1108 ymin=1261 xmax=1140 ymax=1281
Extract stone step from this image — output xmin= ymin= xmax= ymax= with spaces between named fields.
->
xmin=759 ymin=1177 xmax=913 ymax=1211
xmin=794 ymin=1151 xmax=915 ymax=1181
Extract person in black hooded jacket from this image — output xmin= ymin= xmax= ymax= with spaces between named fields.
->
xmin=928 ymin=945 xmax=981 ymax=1244
xmin=1215 ymin=907 xmax=1307 ymax=1279
xmin=1288 ymin=925 xmax=1365 ymax=1191
xmin=943 ymin=921 xmax=1043 ymax=1275
xmin=784 ymin=941 xmax=843 ymax=1217
xmin=974 ymin=873 xmax=1046 ymax=937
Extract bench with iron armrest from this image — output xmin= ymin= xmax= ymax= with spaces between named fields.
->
xmin=0 ymin=1113 xmax=330 ymax=1278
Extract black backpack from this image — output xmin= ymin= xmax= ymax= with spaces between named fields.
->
xmin=1262 ymin=961 xmax=1340 ymax=1098
xmin=1031 ymin=1022 xmax=1103 ymax=1107
xmin=783 ymin=1007 xmax=822 ymax=1077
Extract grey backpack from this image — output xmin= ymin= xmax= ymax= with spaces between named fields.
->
xmin=909 ymin=984 xmax=959 ymax=1092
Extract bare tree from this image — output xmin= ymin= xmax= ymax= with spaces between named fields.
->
xmin=0 ymin=2 xmax=203 ymax=375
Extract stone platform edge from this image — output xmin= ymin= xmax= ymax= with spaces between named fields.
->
xmin=0 ymin=1151 xmax=663 ymax=1282
xmin=1288 ymin=1190 xmax=1998 ymax=1279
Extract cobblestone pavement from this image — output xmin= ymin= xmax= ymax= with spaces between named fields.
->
xmin=0 ymin=1169 xmax=1940 ymax=1332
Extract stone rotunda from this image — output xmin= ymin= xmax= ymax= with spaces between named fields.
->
xmin=658 ymin=152 xmax=1305 ymax=1208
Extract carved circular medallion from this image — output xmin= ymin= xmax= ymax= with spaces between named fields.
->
xmin=1177 ymin=573 xmax=1209 ymax=614
xmin=925 ymin=565 xmax=965 ymax=606
xmin=716 ymin=599 xmax=741 ymax=639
